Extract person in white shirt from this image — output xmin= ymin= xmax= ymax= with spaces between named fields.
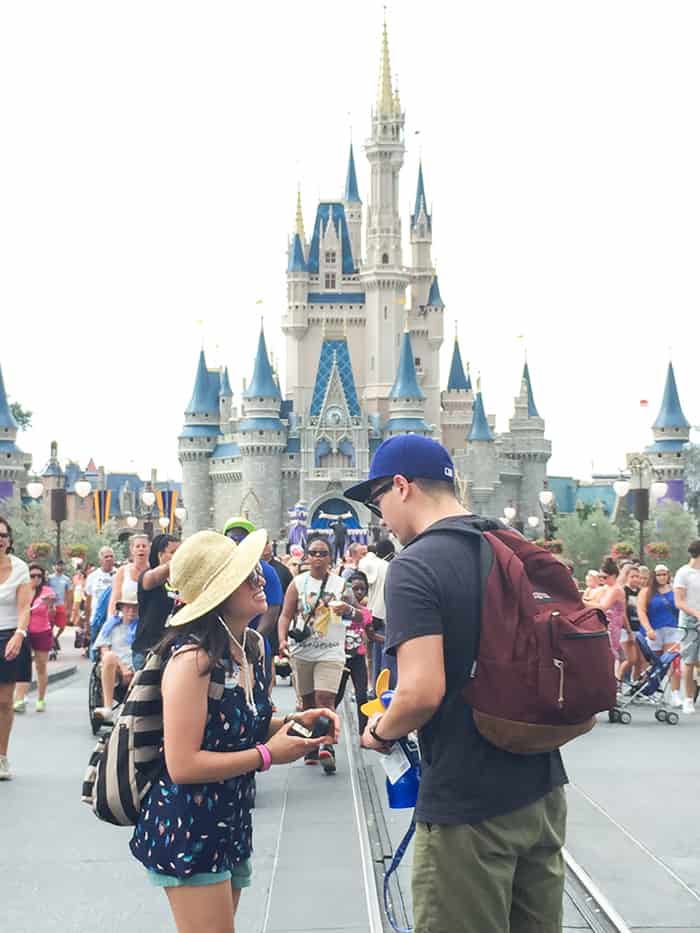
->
xmin=83 ymin=546 xmax=116 ymax=649
xmin=674 ymin=540 xmax=700 ymax=714
xmin=359 ymin=539 xmax=395 ymax=687
xmin=0 ymin=516 xmax=32 ymax=780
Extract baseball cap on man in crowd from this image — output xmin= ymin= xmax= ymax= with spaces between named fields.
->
xmin=344 ymin=435 xmax=455 ymax=507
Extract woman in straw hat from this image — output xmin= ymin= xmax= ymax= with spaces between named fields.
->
xmin=130 ymin=529 xmax=339 ymax=933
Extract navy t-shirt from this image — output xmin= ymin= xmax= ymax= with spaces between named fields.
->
xmin=384 ymin=515 xmax=568 ymax=826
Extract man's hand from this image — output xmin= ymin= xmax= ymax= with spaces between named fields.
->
xmin=360 ymin=713 xmax=394 ymax=754
xmin=278 ymin=638 xmax=289 ymax=658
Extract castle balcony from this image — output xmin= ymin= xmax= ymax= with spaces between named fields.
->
xmin=308 ymin=468 xmax=360 ymax=482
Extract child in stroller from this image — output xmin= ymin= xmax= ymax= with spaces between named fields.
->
xmin=609 ymin=631 xmax=681 ymax=725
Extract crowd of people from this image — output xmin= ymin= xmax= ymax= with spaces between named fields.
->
xmin=2 ymin=431 xmax=700 ymax=932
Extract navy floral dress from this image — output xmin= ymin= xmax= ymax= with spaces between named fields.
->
xmin=130 ymin=635 xmax=272 ymax=879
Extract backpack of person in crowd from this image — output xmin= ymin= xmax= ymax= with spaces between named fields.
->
xmin=81 ymin=646 xmax=225 ymax=825
xmin=431 ymin=518 xmax=617 ymax=754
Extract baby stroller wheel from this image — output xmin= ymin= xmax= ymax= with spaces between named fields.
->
xmin=655 ymin=709 xmax=667 ymax=722
xmin=619 ymin=710 xmax=632 ymax=725
xmin=608 ymin=709 xmax=620 ymax=723
xmin=666 ymin=711 xmax=679 ymax=725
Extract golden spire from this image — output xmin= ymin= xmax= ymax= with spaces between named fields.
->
xmin=295 ymin=187 xmax=305 ymax=241
xmin=393 ymin=73 xmax=402 ymax=115
xmin=377 ymin=11 xmax=394 ymax=115
xmin=476 ymin=371 xmax=482 ymax=394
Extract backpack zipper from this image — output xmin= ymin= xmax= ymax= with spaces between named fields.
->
xmin=561 ymin=631 xmax=608 ymax=640
xmin=553 ymin=658 xmax=565 ymax=707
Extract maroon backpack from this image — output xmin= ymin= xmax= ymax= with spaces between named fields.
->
xmin=436 ymin=519 xmax=616 ymax=755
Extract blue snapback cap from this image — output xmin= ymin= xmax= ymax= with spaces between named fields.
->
xmin=344 ymin=434 xmax=455 ymax=503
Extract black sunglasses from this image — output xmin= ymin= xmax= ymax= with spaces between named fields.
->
xmin=245 ymin=563 xmax=264 ymax=588
xmin=308 ymin=549 xmax=330 ymax=558
xmin=0 ymin=532 xmax=10 ymax=539
xmin=364 ymin=477 xmax=412 ymax=518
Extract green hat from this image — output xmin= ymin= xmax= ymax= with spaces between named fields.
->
xmin=222 ymin=516 xmax=257 ymax=537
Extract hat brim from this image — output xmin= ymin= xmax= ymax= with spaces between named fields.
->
xmin=116 ymin=599 xmax=138 ymax=609
xmin=344 ymin=478 xmax=382 ymax=503
xmin=168 ymin=528 xmax=267 ymax=627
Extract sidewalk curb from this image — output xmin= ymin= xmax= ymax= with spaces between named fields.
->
xmin=29 ymin=664 xmax=78 ymax=692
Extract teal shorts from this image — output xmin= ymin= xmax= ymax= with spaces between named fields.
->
xmin=147 ymin=859 xmax=253 ymax=890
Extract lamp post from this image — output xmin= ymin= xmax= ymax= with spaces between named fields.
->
xmin=141 ymin=490 xmax=156 ymax=540
xmin=620 ymin=457 xmax=668 ymax=564
xmin=538 ymin=489 xmax=556 ymax=541
xmin=126 ymin=515 xmax=138 ymax=529
xmin=174 ymin=506 xmax=187 ymax=539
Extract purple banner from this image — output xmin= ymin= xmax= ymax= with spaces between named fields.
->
xmin=659 ymin=479 xmax=684 ymax=505
xmin=0 ymin=480 xmax=13 ymax=503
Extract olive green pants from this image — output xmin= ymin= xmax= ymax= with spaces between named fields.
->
xmin=412 ymin=786 xmax=566 ymax=933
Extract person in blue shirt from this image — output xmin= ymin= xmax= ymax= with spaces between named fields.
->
xmin=223 ymin=518 xmax=282 ymax=689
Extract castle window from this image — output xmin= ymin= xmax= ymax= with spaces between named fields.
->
xmin=384 ymin=306 xmax=388 ymax=320
xmin=325 ymin=250 xmax=336 ymax=264
xmin=324 ymin=273 xmax=336 ymax=289
xmin=382 ymin=253 xmax=389 ymax=265
xmin=415 ymin=357 xmax=421 ymax=367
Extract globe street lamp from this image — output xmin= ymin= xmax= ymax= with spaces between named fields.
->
xmin=158 ymin=516 xmax=170 ymax=530
xmin=27 ymin=480 xmax=44 ymax=500
xmin=126 ymin=515 xmax=138 ymax=529
xmin=503 ymin=506 xmax=517 ymax=522
xmin=74 ymin=480 xmax=92 ymax=500
xmin=174 ymin=506 xmax=187 ymax=539
xmin=624 ymin=455 xmax=669 ymax=563
xmin=141 ymin=490 xmax=156 ymax=540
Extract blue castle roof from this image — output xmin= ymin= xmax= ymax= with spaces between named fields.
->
xmin=307 ymin=202 xmax=355 ymax=274
xmin=344 ymin=144 xmax=361 ymax=203
xmin=447 ymin=338 xmax=470 ymax=391
xmin=219 ymin=366 xmax=232 ymax=397
xmin=653 ymin=362 xmax=690 ymax=430
xmin=244 ymin=329 xmax=281 ymax=400
xmin=426 ymin=275 xmax=444 ymax=309
xmin=310 ymin=339 xmax=361 ymax=418
xmin=468 ymin=391 xmax=494 ymax=442
xmin=186 ymin=350 xmax=220 ymax=415
xmin=0 ymin=363 xmax=18 ymax=431
xmin=287 ymin=232 xmax=307 ymax=273
xmin=522 ymin=362 xmax=540 ymax=418
xmin=390 ymin=331 xmax=425 ymax=400
xmin=212 ymin=442 xmax=241 ymax=459
xmin=411 ymin=162 xmax=431 ymax=230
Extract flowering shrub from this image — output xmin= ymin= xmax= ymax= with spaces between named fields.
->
xmin=66 ymin=544 xmax=87 ymax=559
xmin=535 ymin=538 xmax=564 ymax=554
xmin=27 ymin=541 xmax=51 ymax=560
xmin=611 ymin=542 xmax=635 ymax=561
xmin=645 ymin=541 xmax=670 ymax=560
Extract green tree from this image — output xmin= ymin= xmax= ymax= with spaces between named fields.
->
xmin=651 ymin=500 xmax=697 ymax=571
xmin=3 ymin=502 xmax=53 ymax=563
xmin=9 ymin=401 xmax=32 ymax=430
xmin=685 ymin=443 xmax=700 ymax=526
xmin=62 ymin=519 xmax=120 ymax=566
xmin=558 ymin=508 xmax=617 ymax=583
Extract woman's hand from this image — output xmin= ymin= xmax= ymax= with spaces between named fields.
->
xmin=4 ymin=631 xmax=24 ymax=661
xmin=289 ymin=707 xmax=341 ymax=744
xmin=278 ymin=638 xmax=289 ymax=658
xmin=265 ymin=721 xmax=322 ymax=765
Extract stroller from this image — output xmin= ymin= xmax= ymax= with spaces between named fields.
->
xmin=609 ymin=631 xmax=681 ymax=726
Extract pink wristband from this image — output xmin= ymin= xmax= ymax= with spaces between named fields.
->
xmin=256 ymin=743 xmax=272 ymax=772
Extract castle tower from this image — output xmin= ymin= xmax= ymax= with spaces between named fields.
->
xmin=506 ymin=360 xmax=551 ymax=522
xmin=283 ymin=192 xmax=310 ymax=408
xmin=238 ymin=327 xmax=286 ymax=531
xmin=0 ymin=361 xmax=28 ymax=505
xmin=464 ymin=377 xmax=499 ymax=512
xmin=361 ymin=15 xmax=410 ymax=418
xmin=178 ymin=349 xmax=219 ymax=533
xmin=219 ymin=366 xmax=233 ymax=425
xmin=385 ymin=328 xmax=432 ymax=436
xmin=645 ymin=361 xmax=691 ymax=491
xmin=410 ymin=161 xmax=433 ymax=308
xmin=343 ymin=144 xmax=362 ymax=265
xmin=441 ymin=330 xmax=474 ymax=454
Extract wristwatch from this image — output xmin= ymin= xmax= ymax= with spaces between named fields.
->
xmin=369 ymin=716 xmax=394 ymax=747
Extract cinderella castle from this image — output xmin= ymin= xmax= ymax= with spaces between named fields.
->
xmin=178 ymin=18 xmax=554 ymax=541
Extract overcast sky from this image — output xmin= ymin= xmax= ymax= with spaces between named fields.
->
xmin=1 ymin=0 xmax=698 ymax=485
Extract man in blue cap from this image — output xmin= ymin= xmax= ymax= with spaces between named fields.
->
xmin=345 ymin=435 xmax=567 ymax=933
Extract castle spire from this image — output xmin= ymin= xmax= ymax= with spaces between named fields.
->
xmin=377 ymin=12 xmax=394 ymax=116
xmin=447 ymin=335 xmax=470 ymax=392
xmin=219 ymin=366 xmax=233 ymax=398
xmin=295 ymin=187 xmax=305 ymax=241
xmin=653 ymin=361 xmax=690 ymax=430
xmin=412 ymin=161 xmax=430 ymax=228
xmin=344 ymin=144 xmax=360 ymax=203
xmin=390 ymin=329 xmax=425 ymax=400
xmin=426 ymin=274 xmax=445 ymax=309
xmin=245 ymin=327 xmax=281 ymax=400
xmin=186 ymin=349 xmax=219 ymax=415
xmin=468 ymin=377 xmax=494 ymax=442
xmin=0 ymin=362 xmax=18 ymax=430
xmin=522 ymin=361 xmax=540 ymax=418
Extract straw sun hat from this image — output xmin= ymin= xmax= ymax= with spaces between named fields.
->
xmin=168 ymin=528 xmax=267 ymax=627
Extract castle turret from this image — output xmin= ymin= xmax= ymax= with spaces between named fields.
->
xmin=343 ymin=144 xmax=362 ymax=266
xmin=0 ymin=361 xmax=28 ymax=505
xmin=645 ymin=361 xmax=691 ymax=486
xmin=219 ymin=366 xmax=233 ymax=425
xmin=385 ymin=328 xmax=431 ymax=436
xmin=283 ymin=190 xmax=310 ymax=405
xmin=440 ymin=331 xmax=474 ymax=454
xmin=178 ymin=350 xmax=219 ymax=533
xmin=238 ymin=327 xmax=286 ymax=531
xmin=410 ymin=161 xmax=433 ymax=307
xmin=361 ymin=14 xmax=410 ymax=419
xmin=464 ymin=377 xmax=499 ymax=512
xmin=505 ymin=359 xmax=551 ymax=523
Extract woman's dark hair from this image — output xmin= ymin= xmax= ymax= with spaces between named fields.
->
xmin=29 ymin=562 xmax=46 ymax=595
xmin=155 ymin=606 xmax=260 ymax=675
xmin=599 ymin=557 xmax=619 ymax=578
xmin=0 ymin=515 xmax=13 ymax=554
xmin=149 ymin=534 xmax=179 ymax=569
xmin=646 ymin=566 xmax=671 ymax=600
xmin=306 ymin=533 xmax=331 ymax=556
xmin=350 ymin=570 xmax=369 ymax=589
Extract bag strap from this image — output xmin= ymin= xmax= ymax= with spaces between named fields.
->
xmin=383 ymin=814 xmax=416 ymax=933
xmin=303 ymin=573 xmax=329 ymax=625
